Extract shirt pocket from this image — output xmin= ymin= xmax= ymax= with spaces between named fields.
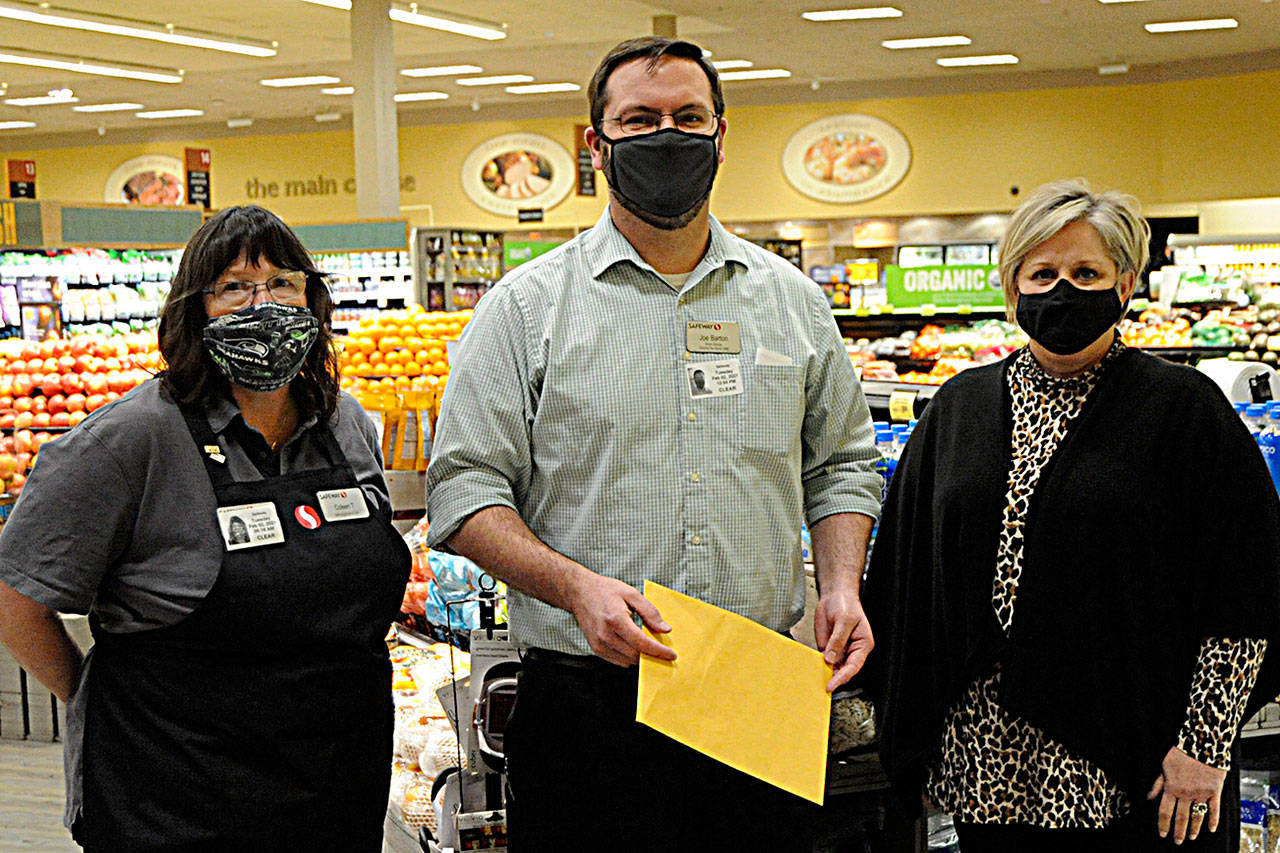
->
xmin=739 ymin=364 xmax=805 ymax=457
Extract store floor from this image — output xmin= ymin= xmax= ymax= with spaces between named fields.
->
xmin=0 ymin=739 xmax=75 ymax=853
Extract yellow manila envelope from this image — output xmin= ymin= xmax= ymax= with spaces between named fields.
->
xmin=635 ymin=581 xmax=831 ymax=805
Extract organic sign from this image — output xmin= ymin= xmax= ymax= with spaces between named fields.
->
xmin=884 ymin=264 xmax=1004 ymax=309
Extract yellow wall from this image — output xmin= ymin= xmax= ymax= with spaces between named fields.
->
xmin=5 ymin=68 xmax=1280 ymax=230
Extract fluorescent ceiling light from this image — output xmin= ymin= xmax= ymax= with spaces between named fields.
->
xmin=719 ymin=68 xmax=792 ymax=80
xmin=0 ymin=48 xmax=182 ymax=83
xmin=314 ymin=112 xmax=342 ymax=122
xmin=882 ymin=35 xmax=972 ymax=49
xmin=322 ymin=86 xmax=355 ymax=95
xmin=299 ymin=0 xmax=349 ymax=7
xmin=73 ymin=102 xmax=143 ymax=112
xmin=711 ymin=59 xmax=754 ymax=70
xmin=937 ymin=53 xmax=1020 ymax=67
xmin=5 ymin=94 xmax=78 ymax=105
xmin=136 ymin=108 xmax=204 ymax=119
xmin=0 ymin=120 xmax=35 ymax=129
xmin=1145 ymin=18 xmax=1238 ymax=33
xmin=1098 ymin=63 xmax=1130 ymax=75
xmin=504 ymin=82 xmax=581 ymax=94
xmin=1097 ymin=0 xmax=1155 ymax=3
xmin=226 ymin=117 xmax=253 ymax=128
xmin=802 ymin=7 xmax=902 ymax=21
xmin=0 ymin=0 xmax=275 ymax=57
xmin=388 ymin=6 xmax=506 ymax=40
xmin=394 ymin=91 xmax=448 ymax=101
xmin=457 ymin=74 xmax=533 ymax=86
xmin=260 ymin=75 xmax=341 ymax=87
xmin=400 ymin=64 xmax=483 ymax=77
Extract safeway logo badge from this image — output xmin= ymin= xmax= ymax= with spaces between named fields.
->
xmin=294 ymin=505 xmax=322 ymax=530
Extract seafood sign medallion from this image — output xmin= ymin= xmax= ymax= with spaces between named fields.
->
xmin=782 ymin=114 xmax=911 ymax=204
xmin=104 ymin=155 xmax=187 ymax=205
xmin=461 ymin=133 xmax=575 ymax=218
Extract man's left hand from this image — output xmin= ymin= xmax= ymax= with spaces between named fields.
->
xmin=814 ymin=588 xmax=873 ymax=693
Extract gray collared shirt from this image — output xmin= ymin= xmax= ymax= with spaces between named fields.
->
xmin=426 ymin=208 xmax=881 ymax=655
xmin=0 ymin=379 xmax=391 ymax=633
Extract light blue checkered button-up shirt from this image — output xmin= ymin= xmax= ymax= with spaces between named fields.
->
xmin=426 ymin=208 xmax=882 ymax=655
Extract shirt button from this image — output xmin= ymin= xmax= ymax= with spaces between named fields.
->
xmin=690 ymin=472 xmax=700 ymax=483
xmin=687 ymin=412 xmax=697 ymax=422
xmin=691 ymin=535 xmax=702 ymax=545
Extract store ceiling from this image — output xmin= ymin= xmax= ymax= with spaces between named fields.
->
xmin=0 ymin=0 xmax=1276 ymax=149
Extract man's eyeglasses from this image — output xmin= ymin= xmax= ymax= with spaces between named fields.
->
xmin=203 ymin=270 xmax=308 ymax=310
xmin=601 ymin=107 xmax=719 ymax=137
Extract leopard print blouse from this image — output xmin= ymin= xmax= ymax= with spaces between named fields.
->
xmin=924 ymin=341 xmax=1267 ymax=828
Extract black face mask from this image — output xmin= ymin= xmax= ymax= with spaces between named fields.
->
xmin=1015 ymin=278 xmax=1125 ymax=356
xmin=598 ymin=127 xmax=719 ymax=220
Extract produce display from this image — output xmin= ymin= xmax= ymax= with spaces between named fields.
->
xmin=1121 ymin=304 xmax=1280 ymax=363
xmin=848 ymin=320 xmax=1027 ymax=385
xmin=0 ymin=333 xmax=160 ymax=495
xmin=337 ymin=306 xmax=472 ymax=399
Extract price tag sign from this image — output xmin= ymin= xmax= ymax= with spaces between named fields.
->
xmin=889 ymin=389 xmax=917 ymax=422
xmin=956 ymin=302 xmax=973 ymax=315
xmin=854 ymin=305 xmax=870 ymax=317
xmin=919 ymin=303 xmax=937 ymax=317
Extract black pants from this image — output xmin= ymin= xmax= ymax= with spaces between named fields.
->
xmin=504 ymin=649 xmax=818 ymax=852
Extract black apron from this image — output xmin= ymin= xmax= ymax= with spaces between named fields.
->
xmin=78 ymin=406 xmax=410 ymax=852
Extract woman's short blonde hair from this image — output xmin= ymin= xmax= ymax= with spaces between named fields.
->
xmin=998 ymin=179 xmax=1151 ymax=321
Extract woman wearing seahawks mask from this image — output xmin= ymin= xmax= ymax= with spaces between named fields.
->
xmin=0 ymin=205 xmax=409 ymax=851
xmin=862 ymin=179 xmax=1280 ymax=852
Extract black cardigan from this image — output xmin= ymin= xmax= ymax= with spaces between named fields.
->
xmin=862 ymin=347 xmax=1280 ymax=805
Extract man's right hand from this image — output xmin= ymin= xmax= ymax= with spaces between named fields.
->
xmin=567 ymin=573 xmax=676 ymax=667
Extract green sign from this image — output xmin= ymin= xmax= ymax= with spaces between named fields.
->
xmin=884 ymin=264 xmax=1004 ymax=309
xmin=505 ymin=240 xmax=563 ymax=268
xmin=293 ymin=220 xmax=408 ymax=252
xmin=61 ymin=205 xmax=203 ymax=246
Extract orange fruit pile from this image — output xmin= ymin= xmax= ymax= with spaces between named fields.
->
xmin=337 ymin=306 xmax=473 ymax=397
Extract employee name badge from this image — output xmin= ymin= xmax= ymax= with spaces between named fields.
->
xmin=316 ymin=487 xmax=371 ymax=523
xmin=686 ymin=321 xmax=741 ymax=354
xmin=217 ymin=502 xmax=285 ymax=551
xmin=686 ymin=358 xmax=743 ymax=398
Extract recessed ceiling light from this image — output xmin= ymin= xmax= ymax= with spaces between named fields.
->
xmin=1144 ymin=17 xmax=1238 ymax=32
xmin=322 ymin=86 xmax=355 ymax=95
xmin=504 ymin=82 xmax=581 ymax=94
xmin=936 ymin=53 xmax=1020 ymax=67
xmin=1098 ymin=63 xmax=1130 ymax=75
xmin=882 ymin=35 xmax=972 ymax=49
xmin=0 ymin=49 xmax=182 ymax=83
xmin=314 ymin=112 xmax=342 ymax=122
xmin=718 ymin=68 xmax=792 ymax=80
xmin=72 ymin=102 xmax=143 ymax=112
xmin=0 ymin=0 xmax=276 ymax=57
xmin=5 ymin=93 xmax=78 ymax=105
xmin=801 ymin=7 xmax=903 ymax=21
xmin=388 ymin=6 xmax=506 ymax=39
xmin=394 ymin=91 xmax=449 ymax=101
xmin=0 ymin=120 xmax=35 ymax=129
xmin=457 ymin=74 xmax=533 ymax=86
xmin=136 ymin=108 xmax=204 ymax=119
xmin=400 ymin=64 xmax=483 ymax=77
xmin=260 ymin=75 xmax=341 ymax=87
xmin=226 ymin=117 xmax=253 ymax=128
xmin=711 ymin=60 xmax=754 ymax=70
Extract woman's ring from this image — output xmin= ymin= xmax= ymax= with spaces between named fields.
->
xmin=1189 ymin=802 xmax=1209 ymax=817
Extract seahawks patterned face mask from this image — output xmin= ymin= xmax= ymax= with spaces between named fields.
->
xmin=203 ymin=302 xmax=319 ymax=391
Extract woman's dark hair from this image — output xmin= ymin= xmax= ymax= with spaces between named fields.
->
xmin=587 ymin=36 xmax=724 ymax=132
xmin=158 ymin=205 xmax=340 ymax=421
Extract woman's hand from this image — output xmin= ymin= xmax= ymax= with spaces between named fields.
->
xmin=1147 ymin=746 xmax=1227 ymax=844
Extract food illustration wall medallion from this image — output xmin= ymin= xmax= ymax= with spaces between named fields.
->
xmin=462 ymin=134 xmax=574 ymax=217
xmin=104 ymin=155 xmax=187 ymax=205
xmin=782 ymin=115 xmax=911 ymax=204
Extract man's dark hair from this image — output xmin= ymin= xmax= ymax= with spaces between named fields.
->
xmin=587 ymin=36 xmax=724 ymax=132
xmin=157 ymin=205 xmax=340 ymax=422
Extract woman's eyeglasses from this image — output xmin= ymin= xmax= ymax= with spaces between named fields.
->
xmin=202 ymin=270 xmax=308 ymax=310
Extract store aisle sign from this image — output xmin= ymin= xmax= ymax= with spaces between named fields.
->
xmin=885 ymin=264 xmax=1004 ymax=309
xmin=7 ymin=160 xmax=35 ymax=199
xmin=461 ymin=133 xmax=575 ymax=218
xmin=185 ymin=148 xmax=211 ymax=210
xmin=104 ymin=155 xmax=186 ymax=205
xmin=782 ymin=114 xmax=911 ymax=204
